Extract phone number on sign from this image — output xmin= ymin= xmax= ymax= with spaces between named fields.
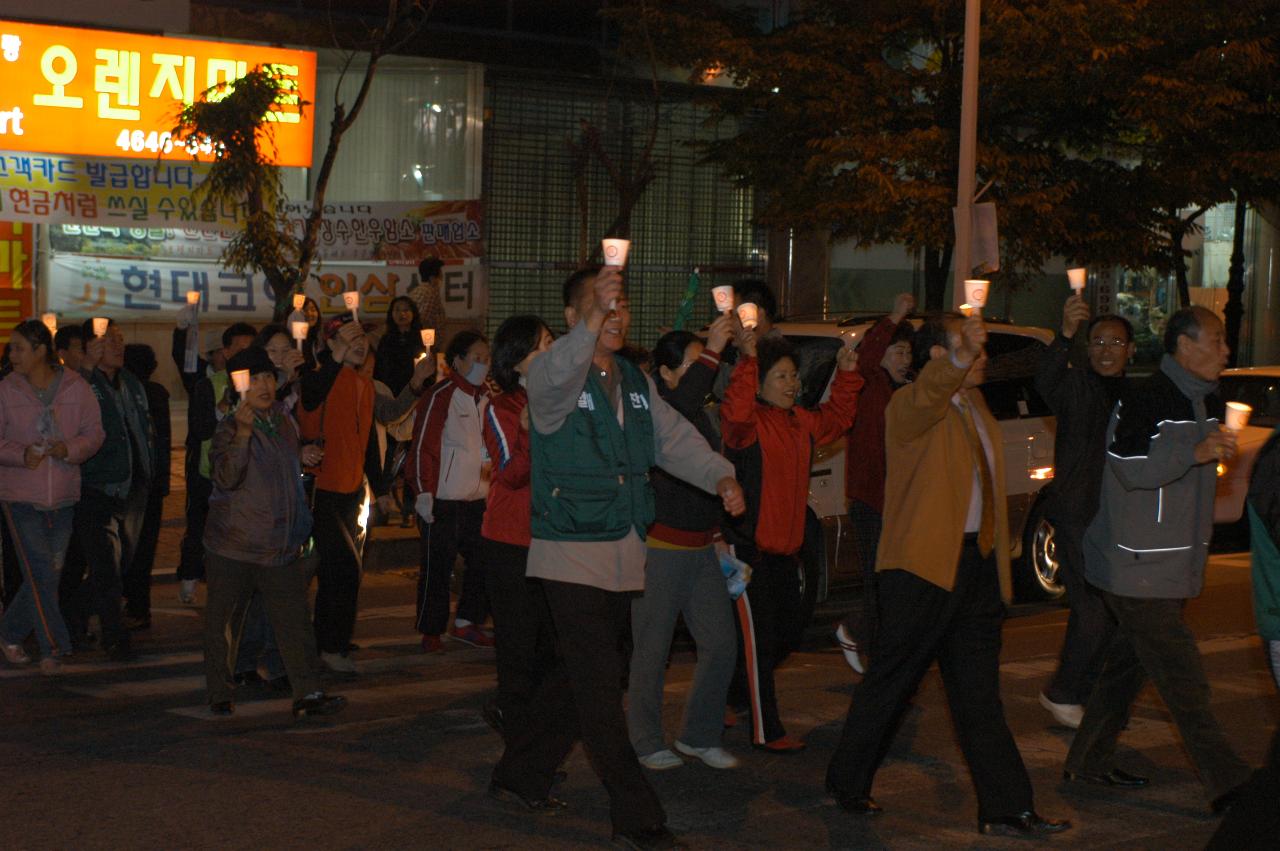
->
xmin=113 ymin=130 xmax=218 ymax=157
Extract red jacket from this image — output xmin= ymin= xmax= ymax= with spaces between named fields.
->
xmin=722 ymin=356 xmax=863 ymax=555
xmin=406 ymin=372 xmax=489 ymax=501
xmin=297 ymin=366 xmax=373 ymax=495
xmin=480 ymin=387 xmax=532 ymax=547
xmin=845 ymin=317 xmax=905 ymax=513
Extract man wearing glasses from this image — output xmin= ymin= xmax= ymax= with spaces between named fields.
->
xmin=1033 ymin=294 xmax=1135 ymax=730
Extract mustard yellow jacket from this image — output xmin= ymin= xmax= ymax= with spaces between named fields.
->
xmin=876 ymin=356 xmax=1013 ymax=603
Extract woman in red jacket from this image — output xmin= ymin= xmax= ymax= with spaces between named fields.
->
xmin=721 ymin=329 xmax=863 ymax=751
xmin=480 ymin=314 xmax=553 ymax=740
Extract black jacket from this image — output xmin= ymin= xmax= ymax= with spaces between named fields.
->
xmin=651 ymin=350 xmax=724 ymax=535
xmin=1034 ymin=334 xmax=1127 ymax=527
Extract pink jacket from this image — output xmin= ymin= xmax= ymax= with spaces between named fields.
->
xmin=0 ymin=368 xmax=105 ymax=509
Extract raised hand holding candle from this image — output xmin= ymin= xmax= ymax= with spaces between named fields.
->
xmin=601 ymin=239 xmax=630 ymax=310
xmin=41 ymin=313 xmax=57 ymax=334
xmin=1067 ymin=268 xmax=1087 ymax=293
xmin=92 ymin=317 xmax=109 ymax=337
xmin=737 ymin=302 xmax=759 ymax=330
xmin=963 ymin=279 xmax=988 ymax=316
xmin=342 ymin=290 xmax=360 ymax=319
xmin=231 ymin=369 xmax=251 ymax=393
xmin=712 ymin=285 xmax=734 ymax=313
xmin=1225 ymin=401 xmax=1252 ymax=432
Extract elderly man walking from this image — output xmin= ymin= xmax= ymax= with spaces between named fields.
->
xmin=1064 ymin=307 xmax=1252 ymax=812
xmin=825 ymin=313 xmax=1069 ymax=837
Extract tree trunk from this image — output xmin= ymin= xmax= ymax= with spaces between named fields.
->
xmin=1224 ymin=197 xmax=1247 ymax=368
xmin=923 ymin=243 xmax=953 ymax=311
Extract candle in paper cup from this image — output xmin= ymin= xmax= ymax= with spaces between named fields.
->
xmin=231 ymin=369 xmax=251 ymax=393
xmin=601 ymin=238 xmax=630 ymax=268
xmin=737 ymin=302 xmax=759 ymax=330
xmin=342 ymin=291 xmax=360 ymax=317
xmin=92 ymin=317 xmax=109 ymax=337
xmin=1225 ymin=401 xmax=1252 ymax=431
xmin=712 ymin=285 xmax=735 ymax=313
xmin=958 ymin=304 xmax=975 ymax=318
xmin=41 ymin=313 xmax=57 ymax=334
xmin=420 ymin=328 xmax=436 ymax=348
xmin=293 ymin=293 xmax=306 ymax=310
xmin=291 ymin=320 xmax=308 ymax=350
xmin=963 ymin=279 xmax=988 ymax=309
xmin=186 ymin=290 xmax=201 ymax=306
xmin=1066 ymin=268 xmax=1087 ymax=292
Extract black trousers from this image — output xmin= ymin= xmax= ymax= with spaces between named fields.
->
xmin=493 ymin=579 xmax=666 ymax=834
xmin=123 ymin=488 xmax=166 ymax=619
xmin=311 ymin=488 xmax=364 ymax=655
xmin=840 ymin=499 xmax=883 ymax=651
xmin=0 ymin=509 xmax=19 ymax=608
xmin=62 ymin=486 xmax=148 ymax=650
xmin=177 ymin=460 xmax=212 ymax=582
xmin=415 ymin=498 xmax=486 ymax=636
xmin=483 ymin=537 xmax=557 ymax=741
xmin=826 ymin=541 xmax=1034 ymax=819
xmin=1044 ymin=518 xmax=1115 ymax=705
xmin=732 ymin=549 xmax=806 ymax=744
xmin=1065 ymin=590 xmax=1252 ymax=802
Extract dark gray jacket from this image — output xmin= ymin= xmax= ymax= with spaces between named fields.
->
xmin=1083 ymin=355 xmax=1223 ymax=599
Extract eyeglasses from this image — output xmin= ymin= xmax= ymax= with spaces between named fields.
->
xmin=1088 ymin=338 xmax=1129 ymax=349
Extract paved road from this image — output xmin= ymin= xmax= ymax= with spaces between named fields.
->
xmin=1 ymin=489 xmax=1274 ymax=850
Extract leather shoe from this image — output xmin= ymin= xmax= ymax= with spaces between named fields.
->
xmin=1063 ymin=767 xmax=1148 ymax=788
xmin=826 ymin=784 xmax=883 ymax=815
xmin=488 ymin=780 xmax=568 ymax=814
xmin=978 ymin=811 xmax=1071 ymax=836
xmin=611 ymin=826 xmax=684 ymax=849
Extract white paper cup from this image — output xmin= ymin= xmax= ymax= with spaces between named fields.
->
xmin=41 ymin=312 xmax=57 ymax=334
xmin=342 ymin=291 xmax=360 ymax=312
xmin=712 ymin=285 xmax=735 ymax=313
xmin=963 ymin=279 xmax=988 ymax=308
xmin=231 ymin=369 xmax=252 ymax=393
xmin=1066 ymin=268 xmax=1087 ymax=292
xmin=737 ymin=302 xmax=759 ymax=330
xmin=185 ymin=290 xmax=201 ymax=306
xmin=601 ymin=238 xmax=630 ymax=268
xmin=291 ymin=320 xmax=308 ymax=349
xmin=293 ymin=293 xmax=307 ymax=310
xmin=420 ymin=328 xmax=436 ymax=348
xmin=92 ymin=317 xmax=109 ymax=337
xmin=958 ymin=304 xmax=975 ymax=318
xmin=1225 ymin=401 xmax=1252 ymax=431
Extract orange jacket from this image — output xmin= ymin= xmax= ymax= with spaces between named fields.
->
xmin=297 ymin=366 xmax=374 ymax=494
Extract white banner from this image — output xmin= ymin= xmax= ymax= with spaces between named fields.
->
xmin=45 ymin=254 xmax=486 ymax=321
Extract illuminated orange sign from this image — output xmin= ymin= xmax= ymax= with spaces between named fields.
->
xmin=0 ymin=19 xmax=315 ymax=166
xmin=0 ymin=220 xmax=33 ymax=345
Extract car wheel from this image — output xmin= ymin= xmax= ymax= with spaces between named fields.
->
xmin=1016 ymin=499 xmax=1065 ymax=602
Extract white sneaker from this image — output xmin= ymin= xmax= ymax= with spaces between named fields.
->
xmin=1039 ymin=692 xmax=1083 ymax=729
xmin=638 ymin=748 xmax=684 ymax=770
xmin=674 ymin=740 xmax=740 ymax=769
xmin=178 ymin=579 xmax=198 ymax=604
xmin=835 ymin=623 xmax=866 ymax=674
xmin=1 ymin=642 xmax=31 ymax=665
xmin=320 ymin=651 xmax=357 ymax=674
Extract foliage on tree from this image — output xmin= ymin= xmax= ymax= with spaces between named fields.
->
xmin=174 ymin=0 xmax=432 ymax=320
xmin=613 ymin=0 xmax=1280 ymax=313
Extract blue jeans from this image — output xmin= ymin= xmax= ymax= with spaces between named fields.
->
xmin=0 ymin=503 xmax=74 ymax=658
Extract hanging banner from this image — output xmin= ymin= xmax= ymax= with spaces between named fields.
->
xmin=0 ymin=220 xmax=33 ymax=344
xmin=0 ymin=18 xmax=315 ymax=165
xmin=45 ymin=199 xmax=484 ymax=259
xmin=44 ymin=253 xmax=486 ymax=321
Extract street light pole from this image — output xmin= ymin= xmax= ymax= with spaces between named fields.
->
xmin=953 ymin=0 xmax=981 ymax=307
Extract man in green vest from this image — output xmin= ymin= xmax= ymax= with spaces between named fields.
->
xmin=489 ymin=266 xmax=745 ymax=850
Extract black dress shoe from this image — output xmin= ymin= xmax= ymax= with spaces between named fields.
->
xmin=979 ymin=811 xmax=1072 ymax=836
xmin=611 ymin=825 xmax=684 ymax=850
xmin=826 ymin=784 xmax=884 ymax=815
xmin=210 ymin=701 xmax=234 ymax=716
xmin=1063 ymin=767 xmax=1149 ymax=787
xmin=487 ymin=780 xmax=568 ymax=814
xmin=292 ymin=693 xmax=347 ymax=719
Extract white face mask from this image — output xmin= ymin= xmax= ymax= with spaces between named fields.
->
xmin=464 ymin=361 xmax=489 ymax=386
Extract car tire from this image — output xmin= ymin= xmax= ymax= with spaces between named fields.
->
xmin=1015 ymin=498 xmax=1066 ymax=602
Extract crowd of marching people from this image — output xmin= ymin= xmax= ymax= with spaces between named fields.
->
xmin=2 ymin=254 xmax=1280 ymax=849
